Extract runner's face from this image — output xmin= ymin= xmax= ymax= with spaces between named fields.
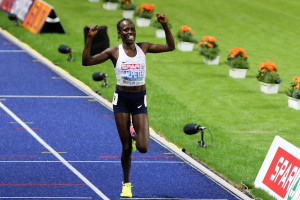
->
xmin=119 ymin=20 xmax=136 ymax=44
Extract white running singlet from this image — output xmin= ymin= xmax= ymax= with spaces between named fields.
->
xmin=115 ymin=44 xmax=146 ymax=87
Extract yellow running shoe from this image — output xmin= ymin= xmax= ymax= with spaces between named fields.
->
xmin=120 ymin=183 xmax=133 ymax=198
xmin=132 ymin=140 xmax=136 ymax=153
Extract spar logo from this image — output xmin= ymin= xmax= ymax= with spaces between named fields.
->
xmin=121 ymin=64 xmax=141 ymax=70
xmin=263 ymin=147 xmax=300 ymax=199
xmin=121 ymin=63 xmax=145 ymax=81
xmin=287 ymin=170 xmax=300 ymax=200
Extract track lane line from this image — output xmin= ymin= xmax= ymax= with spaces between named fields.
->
xmin=0 ymin=101 xmax=109 ymax=200
xmin=0 ymin=50 xmax=25 ymax=52
xmin=0 ymin=161 xmax=185 ymax=163
xmin=120 ymin=198 xmax=228 ymax=200
xmin=0 ymin=198 xmax=92 ymax=199
xmin=0 ymin=95 xmax=92 ymax=98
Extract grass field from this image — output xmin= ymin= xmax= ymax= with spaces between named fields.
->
xmin=2 ymin=0 xmax=300 ymax=199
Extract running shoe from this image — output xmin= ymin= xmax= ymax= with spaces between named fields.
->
xmin=120 ymin=182 xmax=133 ymax=198
xmin=130 ymin=125 xmax=136 ymax=152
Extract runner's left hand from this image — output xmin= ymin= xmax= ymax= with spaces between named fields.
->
xmin=156 ymin=13 xmax=168 ymax=24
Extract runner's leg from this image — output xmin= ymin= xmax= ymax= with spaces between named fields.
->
xmin=114 ymin=112 xmax=132 ymax=183
xmin=132 ymin=113 xmax=149 ymax=153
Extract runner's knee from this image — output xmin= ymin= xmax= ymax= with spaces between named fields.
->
xmin=137 ymin=145 xmax=148 ymax=153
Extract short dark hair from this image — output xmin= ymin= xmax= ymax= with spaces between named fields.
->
xmin=117 ymin=18 xmax=134 ymax=32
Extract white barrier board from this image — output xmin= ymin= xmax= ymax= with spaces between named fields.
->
xmin=255 ymin=136 xmax=300 ymax=200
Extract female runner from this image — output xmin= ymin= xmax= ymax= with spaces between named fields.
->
xmin=82 ymin=13 xmax=175 ymax=197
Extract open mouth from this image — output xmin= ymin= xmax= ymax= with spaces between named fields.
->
xmin=128 ymin=35 xmax=134 ymax=40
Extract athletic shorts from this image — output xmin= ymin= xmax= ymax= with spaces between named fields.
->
xmin=112 ymin=89 xmax=147 ymax=115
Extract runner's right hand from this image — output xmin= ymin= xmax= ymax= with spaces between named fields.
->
xmin=88 ymin=25 xmax=99 ymax=37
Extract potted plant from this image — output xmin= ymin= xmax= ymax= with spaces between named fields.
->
xmin=135 ymin=3 xmax=154 ymax=27
xmin=152 ymin=20 xmax=172 ymax=38
xmin=199 ymin=36 xmax=220 ymax=65
xmin=226 ymin=47 xmax=249 ymax=78
xmin=256 ymin=60 xmax=282 ymax=94
xmin=177 ymin=25 xmax=198 ymax=52
xmin=286 ymin=76 xmax=300 ymax=110
xmin=103 ymin=0 xmax=119 ymax=10
xmin=120 ymin=0 xmax=136 ymax=19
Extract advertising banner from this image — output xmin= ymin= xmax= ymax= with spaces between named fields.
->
xmin=22 ymin=0 xmax=52 ymax=34
xmin=10 ymin=0 xmax=34 ymax=21
xmin=255 ymin=136 xmax=300 ymax=200
xmin=22 ymin=0 xmax=65 ymax=34
xmin=1 ymin=0 xmax=65 ymax=34
xmin=0 ymin=0 xmax=15 ymax=13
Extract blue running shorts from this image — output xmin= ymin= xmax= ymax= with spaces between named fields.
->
xmin=112 ymin=89 xmax=147 ymax=115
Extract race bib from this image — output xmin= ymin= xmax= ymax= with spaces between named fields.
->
xmin=112 ymin=93 xmax=118 ymax=105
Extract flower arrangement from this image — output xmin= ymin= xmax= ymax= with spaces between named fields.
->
xmin=120 ymin=0 xmax=136 ymax=10
xmin=136 ymin=3 xmax=154 ymax=19
xmin=286 ymin=76 xmax=300 ymax=99
xmin=256 ymin=61 xmax=282 ymax=84
xmin=226 ymin=47 xmax=249 ymax=69
xmin=177 ymin=25 xmax=198 ymax=43
xmin=199 ymin=36 xmax=220 ymax=60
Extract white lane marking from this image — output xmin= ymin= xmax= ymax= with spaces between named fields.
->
xmin=0 ymin=50 xmax=25 ymax=52
xmin=0 ymin=161 xmax=185 ymax=164
xmin=120 ymin=198 xmax=228 ymax=200
xmin=0 ymin=95 xmax=92 ymax=98
xmin=0 ymin=102 xmax=109 ymax=200
xmin=0 ymin=198 xmax=92 ymax=199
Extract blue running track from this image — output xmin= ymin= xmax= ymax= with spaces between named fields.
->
xmin=0 ymin=30 xmax=246 ymax=200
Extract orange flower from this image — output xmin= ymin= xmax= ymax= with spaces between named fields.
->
xmin=265 ymin=60 xmax=277 ymax=69
xmin=294 ymin=76 xmax=300 ymax=89
xmin=180 ymin=25 xmax=193 ymax=35
xmin=148 ymin=4 xmax=154 ymax=13
xmin=198 ymin=36 xmax=217 ymax=49
xmin=229 ymin=47 xmax=246 ymax=58
xmin=293 ymin=76 xmax=300 ymax=82
xmin=258 ymin=63 xmax=265 ymax=68
xmin=180 ymin=25 xmax=188 ymax=33
xmin=259 ymin=61 xmax=278 ymax=73
xmin=203 ymin=36 xmax=217 ymax=43
xmin=140 ymin=3 xmax=154 ymax=13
